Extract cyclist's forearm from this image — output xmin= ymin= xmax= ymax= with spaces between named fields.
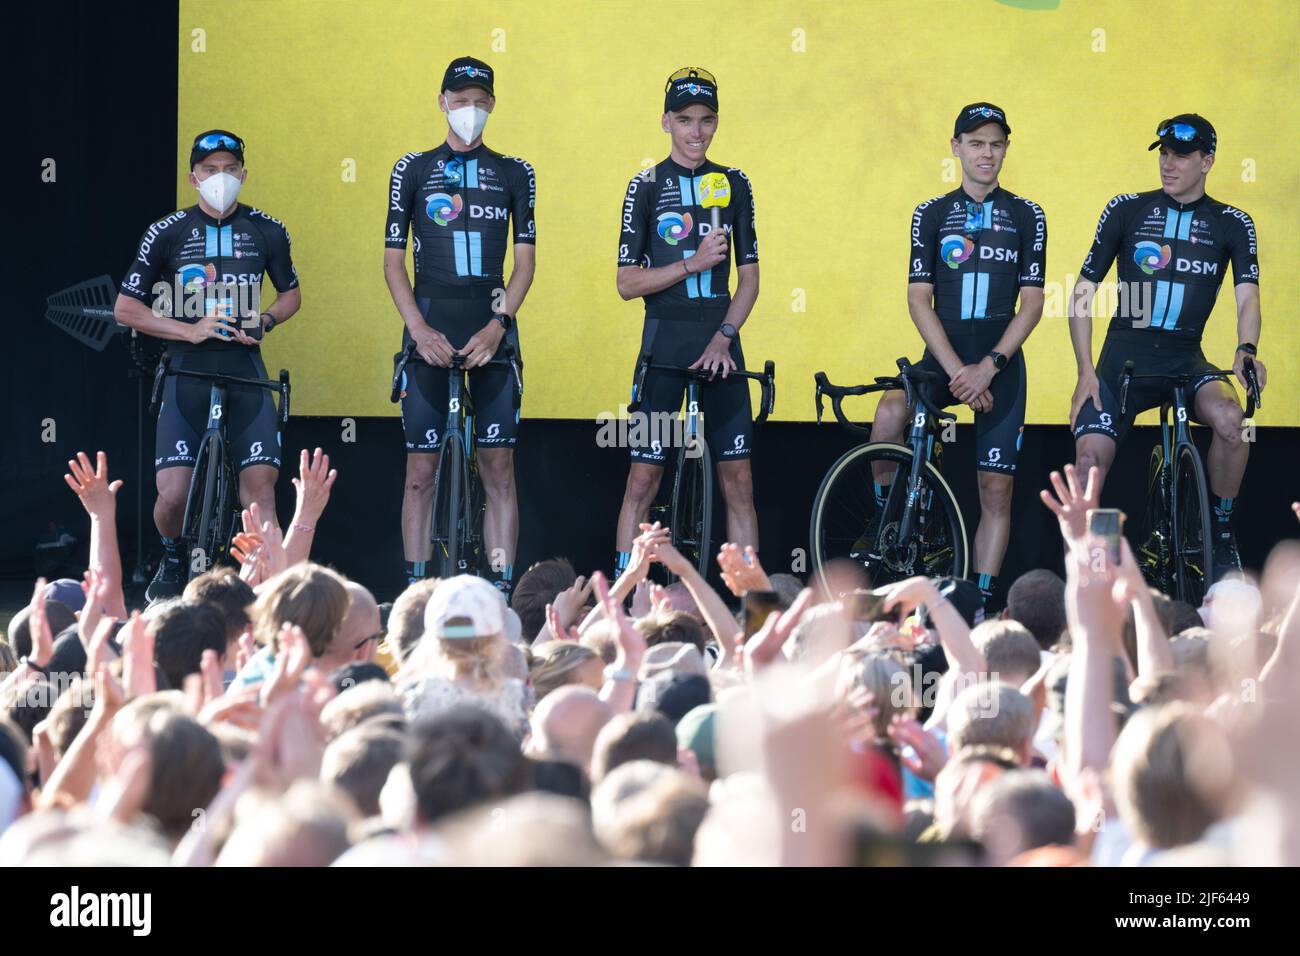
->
xmin=113 ymin=295 xmax=195 ymax=343
xmin=1234 ymin=284 xmax=1261 ymax=349
xmin=383 ymin=253 xmax=426 ymax=330
xmin=498 ymin=245 xmax=535 ymax=318
xmin=617 ymin=262 xmax=698 ymax=300
xmin=259 ymin=288 xmax=301 ymax=328
xmin=907 ymin=297 xmax=962 ymax=377
xmin=1068 ymin=278 xmax=1098 ymax=373
xmin=721 ymin=265 xmax=759 ymax=332
xmin=992 ymin=289 xmax=1044 ymax=359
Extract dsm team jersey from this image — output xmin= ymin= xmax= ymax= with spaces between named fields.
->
xmin=617 ymin=156 xmax=758 ymax=314
xmin=1079 ymin=189 xmax=1259 ymax=341
xmin=120 ymin=204 xmax=298 ymax=354
xmin=385 ymin=143 xmax=536 ymax=295
xmin=908 ymin=186 xmax=1046 ymax=326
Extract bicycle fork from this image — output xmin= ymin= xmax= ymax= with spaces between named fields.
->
xmin=894 ymin=409 xmax=931 ymax=548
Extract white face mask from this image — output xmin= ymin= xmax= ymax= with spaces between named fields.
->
xmin=445 ymin=105 xmax=489 ymax=146
xmin=196 ymin=171 xmax=243 ymax=213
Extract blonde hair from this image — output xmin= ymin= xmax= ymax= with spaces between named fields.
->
xmin=412 ymin=632 xmax=508 ymax=697
xmin=529 ymin=641 xmax=598 ymax=702
xmin=947 ymin=682 xmax=1035 ymax=758
xmin=252 ymin=563 xmax=350 ymax=657
xmin=842 ymin=652 xmax=913 ymax=740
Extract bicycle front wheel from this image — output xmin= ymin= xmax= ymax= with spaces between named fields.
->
xmin=670 ymin=436 xmax=714 ymax=580
xmin=185 ymin=433 xmax=225 ymax=580
xmin=1136 ymin=444 xmax=1172 ymax=593
xmin=1172 ymin=442 xmax=1212 ymax=605
xmin=810 ymin=442 xmax=968 ymax=592
xmin=431 ymin=437 xmax=465 ymax=579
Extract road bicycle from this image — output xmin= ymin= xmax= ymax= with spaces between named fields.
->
xmin=392 ymin=341 xmax=522 ymax=578
xmin=810 ymin=357 xmax=970 ymax=591
xmin=628 ymin=354 xmax=775 ymax=580
xmin=1123 ymin=358 xmax=1259 ymax=604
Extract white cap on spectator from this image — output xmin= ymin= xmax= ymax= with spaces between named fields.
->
xmin=424 ymin=575 xmax=505 ymax=640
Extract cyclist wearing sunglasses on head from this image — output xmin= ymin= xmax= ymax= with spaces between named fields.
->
xmin=1069 ymin=114 xmax=1263 ymax=580
xmin=872 ymin=103 xmax=1047 ymax=607
xmin=612 ymin=67 xmax=761 ymax=579
xmin=115 ymin=129 xmax=301 ymax=601
xmin=384 ymin=56 xmax=537 ymax=595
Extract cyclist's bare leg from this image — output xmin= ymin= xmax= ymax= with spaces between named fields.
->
xmin=402 ymin=451 xmax=440 ymax=562
xmin=1074 ymin=433 xmax=1117 ymax=498
xmin=717 ymin=458 xmax=758 ymax=551
xmin=974 ymin=471 xmax=1013 ymax=578
xmin=616 ymin=462 xmax=664 ymax=552
xmin=870 ymin=389 xmax=908 ymax=491
xmin=477 ymin=447 xmax=518 ymax=570
xmin=239 ymin=465 xmax=279 ymax=527
xmin=155 ymin=467 xmax=192 ymax=538
xmin=1195 ymin=380 xmax=1248 ymax=500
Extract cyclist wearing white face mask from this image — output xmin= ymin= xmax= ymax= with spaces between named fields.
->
xmin=384 ymin=57 xmax=537 ymax=595
xmin=114 ymin=129 xmax=302 ymax=601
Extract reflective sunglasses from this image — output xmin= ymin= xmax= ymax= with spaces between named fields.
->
xmin=1157 ymin=122 xmax=1200 ymax=143
xmin=665 ymin=67 xmax=717 ymax=91
xmin=195 ymin=132 xmax=243 ymax=152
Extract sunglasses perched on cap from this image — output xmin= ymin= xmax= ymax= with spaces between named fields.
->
xmin=195 ymin=132 xmax=243 ymax=152
xmin=665 ymin=67 xmax=717 ymax=91
xmin=1157 ymin=122 xmax=1203 ymax=144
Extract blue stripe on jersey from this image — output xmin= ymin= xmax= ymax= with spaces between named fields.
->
xmin=679 ymin=176 xmax=696 ymax=204
xmin=466 ymin=160 xmax=480 ymax=189
xmin=682 ymin=249 xmax=700 ymax=298
xmin=961 ymin=272 xmax=975 ymax=320
xmin=1163 ymin=208 xmax=1179 ymax=238
xmin=1177 ymin=211 xmax=1193 ymax=241
xmin=981 ymin=201 xmax=993 ymax=229
xmin=220 ymin=226 xmax=232 ymax=256
xmin=205 ymin=226 xmax=216 ymax=257
xmin=973 ymin=272 xmax=989 ymax=319
xmin=1164 ymin=282 xmax=1185 ymax=330
xmin=1152 ymin=280 xmax=1171 ymax=328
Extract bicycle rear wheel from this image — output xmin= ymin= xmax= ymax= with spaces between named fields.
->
xmin=810 ymin=442 xmax=968 ymax=592
xmin=670 ymin=436 xmax=714 ymax=580
xmin=431 ymin=437 xmax=465 ymax=579
xmin=1172 ymin=442 xmax=1212 ymax=605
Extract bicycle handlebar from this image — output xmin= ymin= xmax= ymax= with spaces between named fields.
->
xmin=149 ymin=355 xmax=292 ymax=424
xmin=627 ymin=354 xmax=776 ymax=423
xmin=390 ymin=340 xmax=523 ymax=405
xmin=1119 ymin=359 xmax=1258 ymax=419
xmin=814 ymin=357 xmax=956 ymax=439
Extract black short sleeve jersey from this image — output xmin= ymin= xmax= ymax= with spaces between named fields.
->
xmin=1079 ymin=189 xmax=1259 ymax=340
xmin=616 ymin=156 xmax=758 ymax=314
xmin=119 ymin=204 xmax=298 ymax=354
xmin=908 ymin=186 xmax=1046 ymax=327
xmin=385 ymin=143 xmax=535 ymax=295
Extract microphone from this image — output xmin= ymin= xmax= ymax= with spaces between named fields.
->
xmin=699 ymin=171 xmax=731 ymax=235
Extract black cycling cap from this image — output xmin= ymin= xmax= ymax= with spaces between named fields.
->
xmin=442 ymin=56 xmax=494 ymax=96
xmin=1148 ymin=113 xmax=1216 ymax=155
xmin=190 ymin=130 xmax=244 ymax=168
xmin=954 ymin=103 xmax=1011 ymax=138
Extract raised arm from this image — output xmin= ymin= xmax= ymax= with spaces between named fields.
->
xmin=63 ymin=451 xmax=127 ymax=618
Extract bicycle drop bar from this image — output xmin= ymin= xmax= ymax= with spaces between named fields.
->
xmin=390 ymin=340 xmax=523 ymax=405
xmin=1119 ymin=359 xmax=1258 ymax=418
xmin=815 ymin=357 xmax=955 ymax=439
xmin=149 ymin=355 xmax=292 ymax=424
xmin=627 ymin=354 xmax=776 ymax=422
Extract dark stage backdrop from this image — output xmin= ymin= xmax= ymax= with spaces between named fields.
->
xmin=9 ymin=2 xmax=1299 ymax=600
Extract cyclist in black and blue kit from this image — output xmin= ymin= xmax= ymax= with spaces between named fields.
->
xmin=612 ymin=68 xmax=761 ymax=578
xmin=1069 ymin=114 xmax=1264 ymax=580
xmin=114 ymin=130 xmax=301 ymax=601
xmin=869 ymin=103 xmax=1046 ymax=606
xmin=384 ymin=57 xmax=536 ymax=594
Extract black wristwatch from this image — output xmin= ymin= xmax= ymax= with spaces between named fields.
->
xmin=260 ymin=312 xmax=276 ymax=334
xmin=718 ymin=322 xmax=737 ymax=340
xmin=493 ymin=313 xmax=513 ymax=332
xmin=986 ymin=350 xmax=1008 ymax=371
xmin=19 ymin=656 xmax=48 ymax=675
xmin=1236 ymin=342 xmax=1257 ymax=356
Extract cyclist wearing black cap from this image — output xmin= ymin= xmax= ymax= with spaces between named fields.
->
xmin=870 ymin=103 xmax=1046 ymax=606
xmin=612 ymin=67 xmax=761 ymax=578
xmin=1069 ymin=114 xmax=1264 ymax=578
xmin=384 ymin=56 xmax=536 ymax=593
xmin=115 ymin=129 xmax=301 ymax=601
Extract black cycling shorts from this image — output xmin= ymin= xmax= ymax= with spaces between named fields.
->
xmin=1073 ymin=332 xmax=1228 ymax=445
xmin=628 ymin=314 xmax=753 ymax=466
xmin=155 ymin=349 xmax=281 ymax=473
xmin=916 ymin=324 xmax=1026 ymax=475
xmin=399 ymin=295 xmax=522 ymax=453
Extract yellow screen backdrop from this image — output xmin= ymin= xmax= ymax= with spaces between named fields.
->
xmin=177 ymin=0 xmax=1299 ymax=425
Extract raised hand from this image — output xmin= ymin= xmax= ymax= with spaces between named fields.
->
xmin=592 ymin=571 xmax=647 ymax=675
xmin=716 ymin=542 xmax=771 ymax=597
xmin=244 ymin=502 xmax=286 ymax=579
xmin=877 ymin=575 xmax=941 ymax=618
xmin=626 ymin=522 xmax=670 ymax=585
xmin=119 ymin=611 xmax=157 ymax=699
xmin=27 ymin=578 xmax=55 ymax=668
xmin=544 ymin=601 xmax=581 ymax=642
xmin=291 ymin=447 xmax=337 ymax=525
xmin=1039 ymin=463 xmax=1101 ymax=551
xmin=550 ymin=574 xmax=591 ymax=630
xmin=64 ymin=451 xmax=123 ymax=519
xmin=261 ymin=623 xmax=311 ymax=707
xmin=743 ymin=588 xmax=814 ymax=678
xmin=887 ymin=714 xmax=948 ymax=781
